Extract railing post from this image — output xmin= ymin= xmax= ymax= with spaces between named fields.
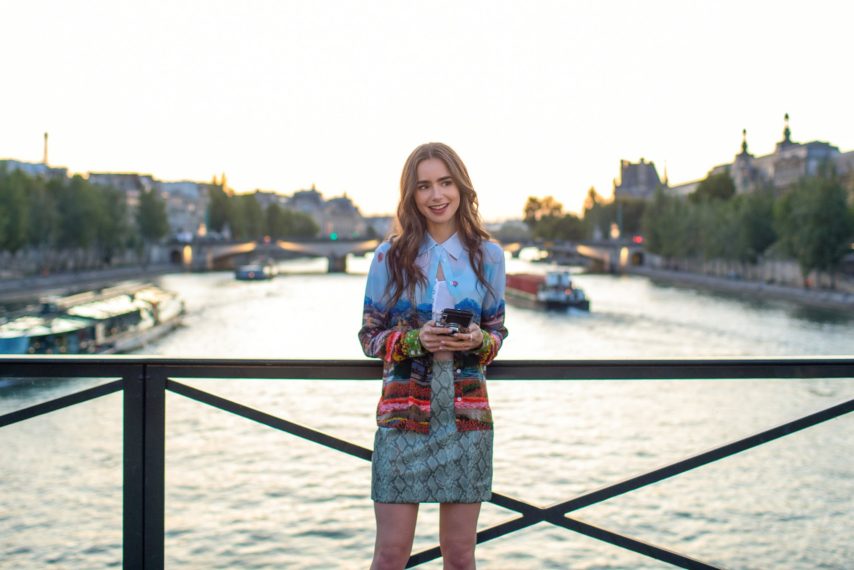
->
xmin=124 ymin=365 xmax=145 ymax=569
xmin=123 ymin=364 xmax=166 ymax=570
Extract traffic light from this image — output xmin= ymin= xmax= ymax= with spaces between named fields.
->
xmin=330 ymin=232 xmax=338 ymax=241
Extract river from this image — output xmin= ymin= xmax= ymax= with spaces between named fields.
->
xmin=1 ymin=253 xmax=852 ymax=569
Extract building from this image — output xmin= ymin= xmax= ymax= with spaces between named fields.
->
xmin=0 ymin=158 xmax=68 ymax=179
xmin=613 ymin=158 xmax=662 ymax=200
xmin=700 ymin=114 xmax=853 ymax=195
xmin=285 ymin=185 xmax=368 ymax=238
xmin=323 ymin=194 xmax=366 ymax=238
xmin=158 ymin=180 xmax=214 ymax=241
xmin=87 ymin=172 xmax=157 ymax=211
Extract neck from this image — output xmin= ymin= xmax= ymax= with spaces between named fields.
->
xmin=426 ymin=223 xmax=457 ymax=244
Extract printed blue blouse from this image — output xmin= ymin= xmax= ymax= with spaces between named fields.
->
xmin=358 ymin=233 xmax=508 ymax=433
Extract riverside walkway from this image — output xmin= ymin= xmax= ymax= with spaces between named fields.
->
xmin=1 ymin=356 xmax=852 ymax=569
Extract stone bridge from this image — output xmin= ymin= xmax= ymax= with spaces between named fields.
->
xmin=172 ymin=238 xmax=381 ymax=273
xmin=500 ymin=239 xmax=645 ymax=272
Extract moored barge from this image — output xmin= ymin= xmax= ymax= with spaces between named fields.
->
xmin=506 ymin=270 xmax=591 ymax=311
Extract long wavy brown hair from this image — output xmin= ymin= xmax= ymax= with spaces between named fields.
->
xmin=386 ymin=142 xmax=492 ymax=308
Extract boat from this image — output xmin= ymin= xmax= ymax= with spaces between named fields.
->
xmin=0 ymin=282 xmax=185 ymax=355
xmin=506 ymin=270 xmax=591 ymax=311
xmin=235 ymin=259 xmax=277 ymax=281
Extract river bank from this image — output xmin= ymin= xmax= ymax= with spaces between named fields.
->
xmin=0 ymin=264 xmax=180 ymax=304
xmin=625 ymin=265 xmax=854 ymax=311
xmin=2 ymin=258 xmax=853 ymax=312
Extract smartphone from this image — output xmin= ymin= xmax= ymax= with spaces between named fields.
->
xmin=436 ymin=308 xmax=474 ymax=334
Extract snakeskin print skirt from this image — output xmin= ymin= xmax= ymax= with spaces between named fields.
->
xmin=371 ymin=360 xmax=493 ymax=503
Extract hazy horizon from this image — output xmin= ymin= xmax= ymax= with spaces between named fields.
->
xmin=2 ymin=0 xmax=852 ymax=220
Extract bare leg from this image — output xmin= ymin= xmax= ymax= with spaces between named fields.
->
xmin=439 ymin=502 xmax=481 ymax=570
xmin=372 ymin=502 xmax=419 ymax=570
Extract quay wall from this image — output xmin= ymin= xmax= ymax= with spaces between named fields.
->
xmin=628 ymin=253 xmax=854 ymax=310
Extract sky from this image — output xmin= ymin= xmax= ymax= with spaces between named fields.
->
xmin=2 ymin=0 xmax=852 ymax=221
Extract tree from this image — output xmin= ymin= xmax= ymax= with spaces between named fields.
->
xmin=582 ymin=187 xmax=613 ymax=240
xmin=281 ymin=209 xmax=319 ymax=237
xmin=774 ymin=176 xmax=854 ymax=287
xmin=137 ymin=189 xmax=169 ymax=265
xmin=265 ymin=203 xmax=285 ymax=239
xmin=238 ymin=194 xmax=264 ymax=240
xmin=0 ymin=170 xmax=30 ymax=252
xmin=690 ymin=172 xmax=736 ymax=203
xmin=207 ymin=185 xmax=231 ymax=234
xmin=95 ymin=187 xmax=130 ymax=264
xmin=532 ymin=212 xmax=585 ymax=241
xmin=58 ymin=175 xmax=99 ymax=251
xmin=616 ymin=197 xmax=647 ymax=236
xmin=523 ymin=196 xmax=563 ymax=228
xmin=733 ymin=189 xmax=776 ymax=263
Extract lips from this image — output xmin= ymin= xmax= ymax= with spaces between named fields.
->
xmin=429 ymin=204 xmax=449 ymax=215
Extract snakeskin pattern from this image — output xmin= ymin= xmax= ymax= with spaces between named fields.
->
xmin=372 ymin=360 xmax=493 ymax=503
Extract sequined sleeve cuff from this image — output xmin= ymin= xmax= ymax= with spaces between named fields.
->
xmin=472 ymin=329 xmax=499 ymax=365
xmin=386 ymin=328 xmax=426 ymax=362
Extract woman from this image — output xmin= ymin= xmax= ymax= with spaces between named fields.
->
xmin=359 ymin=142 xmax=508 ymax=570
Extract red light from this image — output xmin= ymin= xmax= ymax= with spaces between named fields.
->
xmin=632 ymin=235 xmax=644 ymax=244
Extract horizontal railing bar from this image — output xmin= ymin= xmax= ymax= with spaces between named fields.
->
xmin=166 ymin=379 xmax=373 ymax=461
xmin=552 ymin=516 xmax=721 ymax=570
xmin=0 ymin=361 xmax=143 ymax=378
xmin=0 ymin=379 xmax=123 ymax=427
xmin=546 ymin=397 xmax=854 ymax=515
xmin=1 ymin=356 xmax=852 ymax=380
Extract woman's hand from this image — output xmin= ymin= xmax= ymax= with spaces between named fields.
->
xmin=419 ymin=321 xmax=482 ymax=353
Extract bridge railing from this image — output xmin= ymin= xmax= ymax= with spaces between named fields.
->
xmin=1 ymin=356 xmax=852 ymax=569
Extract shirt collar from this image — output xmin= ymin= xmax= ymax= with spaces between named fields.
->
xmin=420 ymin=232 xmax=464 ymax=260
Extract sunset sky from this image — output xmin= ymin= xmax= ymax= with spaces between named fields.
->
xmin=2 ymin=0 xmax=852 ymax=220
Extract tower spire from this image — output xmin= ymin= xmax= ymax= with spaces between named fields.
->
xmin=741 ymin=128 xmax=749 ymax=155
xmin=782 ymin=113 xmax=791 ymax=144
xmin=43 ymin=132 xmax=49 ymax=165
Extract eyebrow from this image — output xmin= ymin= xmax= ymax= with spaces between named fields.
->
xmin=417 ymin=176 xmax=453 ymax=185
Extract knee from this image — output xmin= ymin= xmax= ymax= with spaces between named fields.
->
xmin=440 ymin=538 xmax=476 ymax=570
xmin=372 ymin=542 xmax=411 ymax=570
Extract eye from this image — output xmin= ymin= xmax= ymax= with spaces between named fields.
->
xmin=442 ymin=180 xmax=453 ymax=187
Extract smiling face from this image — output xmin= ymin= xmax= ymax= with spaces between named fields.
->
xmin=414 ymin=157 xmax=461 ymax=241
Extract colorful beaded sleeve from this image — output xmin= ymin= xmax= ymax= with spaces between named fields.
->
xmin=385 ymin=328 xmax=425 ymax=362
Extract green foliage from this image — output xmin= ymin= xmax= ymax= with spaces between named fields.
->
xmin=582 ymin=187 xmax=612 ymax=239
xmin=616 ymin=198 xmax=647 ymax=236
xmin=733 ymin=190 xmax=777 ymax=263
xmin=281 ymin=208 xmax=319 ymax=237
xmin=642 ymin=173 xmax=851 ymax=282
xmin=137 ymin=188 xmax=169 ymax=244
xmin=207 ymin=185 xmax=231 ymax=233
xmin=0 ymin=170 xmax=29 ymax=252
xmin=523 ymin=195 xmax=584 ymax=241
xmin=773 ymin=176 xmax=854 ymax=282
xmin=690 ymin=171 xmax=736 ymax=203
xmin=523 ymin=196 xmax=563 ymax=228
xmin=237 ymin=194 xmax=264 ymax=240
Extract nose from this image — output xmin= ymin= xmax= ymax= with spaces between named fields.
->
xmin=429 ymin=184 xmax=443 ymax=199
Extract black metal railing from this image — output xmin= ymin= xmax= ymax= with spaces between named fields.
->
xmin=1 ymin=356 xmax=852 ymax=569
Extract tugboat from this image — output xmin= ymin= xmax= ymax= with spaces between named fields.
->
xmin=506 ymin=270 xmax=591 ymax=311
xmin=235 ymin=259 xmax=277 ymax=281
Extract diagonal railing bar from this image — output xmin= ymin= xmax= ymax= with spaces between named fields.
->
xmin=166 ymin=379 xmax=373 ymax=461
xmin=545 ymin=396 xmax=854 ymax=516
xmin=409 ymin=396 xmax=853 ymax=567
xmin=1 ymin=356 xmax=852 ymax=569
xmin=0 ymin=379 xmax=123 ymax=428
xmin=552 ymin=515 xmax=721 ymax=570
